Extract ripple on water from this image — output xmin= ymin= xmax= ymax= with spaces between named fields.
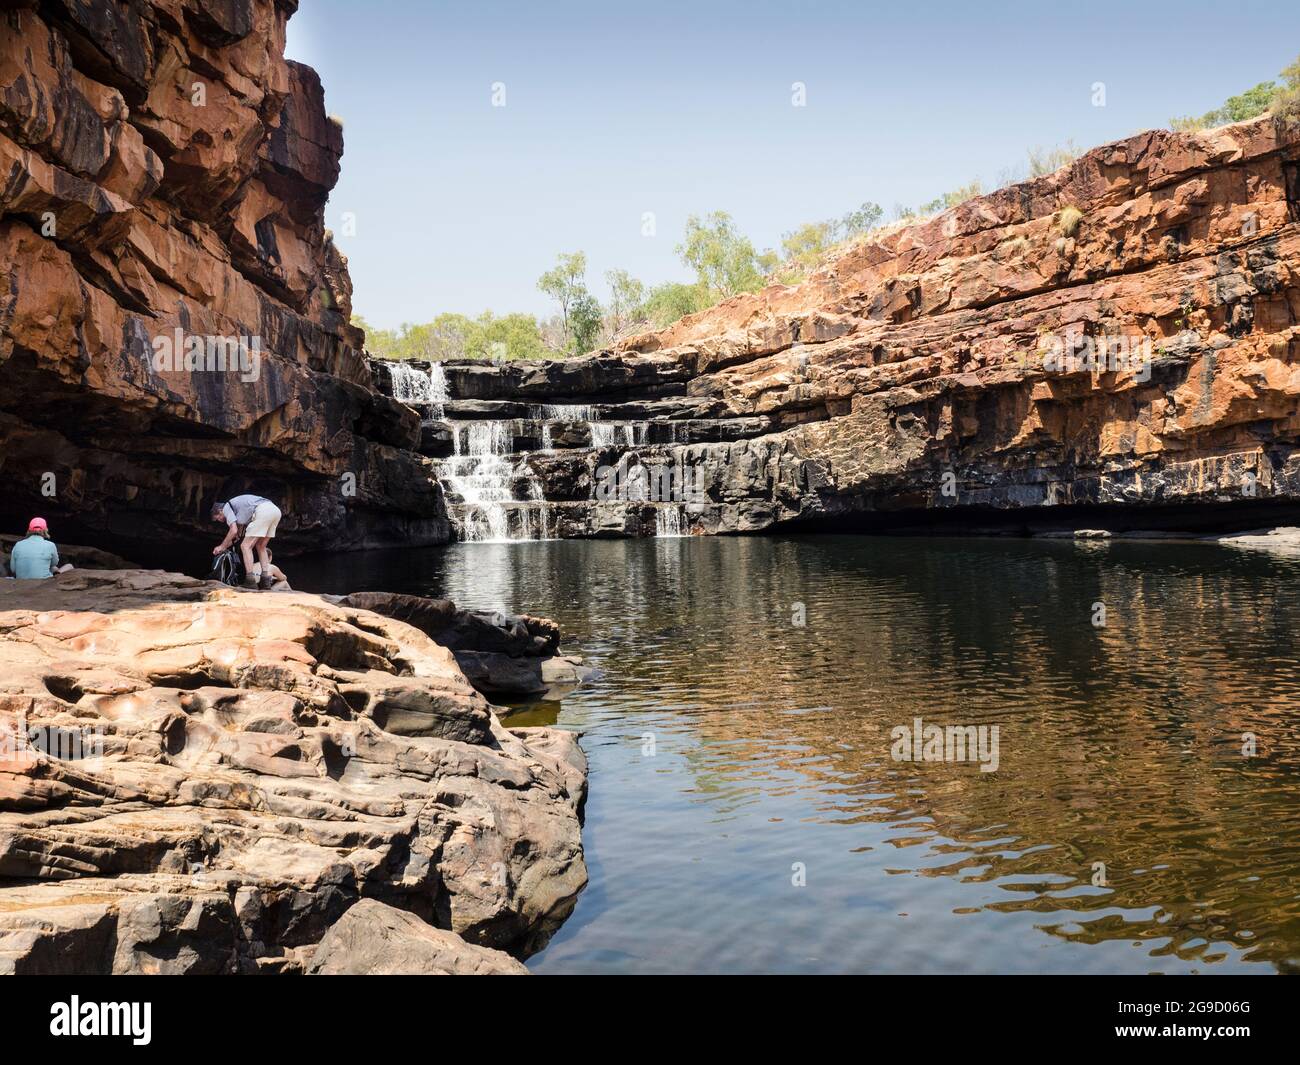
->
xmin=291 ymin=534 xmax=1300 ymax=974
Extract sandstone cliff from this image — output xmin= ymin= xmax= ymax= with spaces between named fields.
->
xmin=0 ymin=0 xmax=445 ymax=557
xmin=382 ymin=115 xmax=1300 ymax=540
xmin=621 ymin=115 xmax=1300 ymax=532
xmin=7 ymin=2 xmax=1298 ymax=553
xmin=0 ymin=570 xmax=587 ymax=973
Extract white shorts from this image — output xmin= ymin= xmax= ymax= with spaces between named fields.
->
xmin=245 ymin=502 xmax=281 ymax=539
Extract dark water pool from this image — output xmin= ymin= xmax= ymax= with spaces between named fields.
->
xmin=291 ymin=535 xmax=1300 ymax=974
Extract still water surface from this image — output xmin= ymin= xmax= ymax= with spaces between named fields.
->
xmin=293 ymin=535 xmax=1300 ymax=974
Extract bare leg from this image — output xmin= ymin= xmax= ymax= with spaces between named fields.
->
xmin=239 ymin=539 xmax=256 ymax=581
xmin=252 ymin=537 xmax=272 ymax=581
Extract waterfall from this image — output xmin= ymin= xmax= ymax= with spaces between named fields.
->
xmin=442 ymin=421 xmax=548 ymax=543
xmin=388 ymin=362 xmax=430 ymax=404
xmin=536 ymin=403 xmax=597 ymax=421
xmin=404 ymin=377 xmax=686 ymax=543
xmin=655 ymin=505 xmax=686 ymax=538
xmin=426 ymin=362 xmax=449 ymax=420
xmin=532 ymin=402 xmax=645 ymax=451
xmin=389 ymin=361 xmax=449 ymax=421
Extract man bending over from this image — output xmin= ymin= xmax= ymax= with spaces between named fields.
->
xmin=211 ymin=494 xmax=282 ymax=590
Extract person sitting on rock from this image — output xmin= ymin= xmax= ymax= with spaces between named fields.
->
xmin=211 ymin=494 xmax=282 ymax=590
xmin=252 ymin=547 xmax=291 ymax=591
xmin=9 ymin=518 xmax=74 ymax=579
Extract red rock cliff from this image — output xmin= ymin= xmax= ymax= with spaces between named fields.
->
xmin=371 ymin=117 xmax=1300 ymax=541
xmin=608 ymin=116 xmax=1300 ymax=532
xmin=0 ymin=0 xmax=446 ymax=557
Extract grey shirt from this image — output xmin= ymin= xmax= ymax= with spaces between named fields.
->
xmin=221 ymin=494 xmax=268 ymax=527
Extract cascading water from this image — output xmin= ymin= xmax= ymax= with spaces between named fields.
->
xmin=427 ymin=362 xmax=449 ymax=420
xmin=535 ymin=403 xmax=596 ymax=421
xmin=389 ymin=361 xmax=449 ymax=421
xmin=549 ymin=409 xmax=681 ymax=532
xmin=655 ymin=505 xmax=686 ymax=538
xmin=440 ymin=421 xmax=551 ymax=543
xmin=535 ymin=404 xmax=645 ymax=450
xmin=381 ymin=363 xmax=691 ymax=542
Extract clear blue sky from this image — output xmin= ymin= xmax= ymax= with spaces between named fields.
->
xmin=285 ymin=0 xmax=1297 ymax=328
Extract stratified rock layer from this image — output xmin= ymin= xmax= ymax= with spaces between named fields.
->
xmin=0 ymin=0 xmax=446 ymax=555
xmin=380 ymin=116 xmax=1300 ymax=539
xmin=631 ymin=116 xmax=1300 ymax=531
xmin=0 ymin=570 xmax=586 ymax=973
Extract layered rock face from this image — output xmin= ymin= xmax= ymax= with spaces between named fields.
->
xmin=378 ymin=116 xmax=1300 ymax=539
xmin=0 ymin=570 xmax=586 ymax=973
xmin=0 ymin=0 xmax=446 ymax=557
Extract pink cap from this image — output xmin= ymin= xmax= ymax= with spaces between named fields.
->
xmin=27 ymin=517 xmax=48 ymax=533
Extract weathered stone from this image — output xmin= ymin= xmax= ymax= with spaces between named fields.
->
xmin=341 ymin=592 xmax=560 ymax=656
xmin=0 ymin=570 xmax=587 ymax=973
xmin=305 ymin=899 xmax=528 ymax=975
xmin=337 ymin=592 xmax=571 ymax=699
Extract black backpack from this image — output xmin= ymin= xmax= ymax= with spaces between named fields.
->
xmin=207 ymin=545 xmax=246 ymax=587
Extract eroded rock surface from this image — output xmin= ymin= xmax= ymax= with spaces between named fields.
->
xmin=0 ymin=570 xmax=586 ymax=973
xmin=0 ymin=0 xmax=447 ymax=555
xmin=338 ymin=590 xmax=586 ymax=698
xmin=304 ymin=898 xmax=528 ymax=975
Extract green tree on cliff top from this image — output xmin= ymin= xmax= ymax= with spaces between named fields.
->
xmin=1171 ymin=53 xmax=1300 ymax=129
xmin=354 ymin=312 xmax=547 ymax=361
xmin=677 ymin=211 xmax=777 ymax=298
xmin=537 ymin=251 xmax=592 ymax=350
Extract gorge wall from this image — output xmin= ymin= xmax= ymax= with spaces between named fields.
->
xmin=5 ymin=2 xmax=1299 ymax=554
xmin=378 ymin=114 xmax=1300 ymax=541
xmin=0 ymin=0 xmax=446 ymax=559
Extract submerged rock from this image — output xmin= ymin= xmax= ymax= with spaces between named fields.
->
xmin=0 ymin=570 xmax=587 ymax=973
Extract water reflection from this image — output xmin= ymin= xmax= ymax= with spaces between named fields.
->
xmin=292 ymin=535 xmax=1300 ymax=974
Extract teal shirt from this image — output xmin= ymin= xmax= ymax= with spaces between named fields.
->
xmin=9 ymin=534 xmax=59 ymax=579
